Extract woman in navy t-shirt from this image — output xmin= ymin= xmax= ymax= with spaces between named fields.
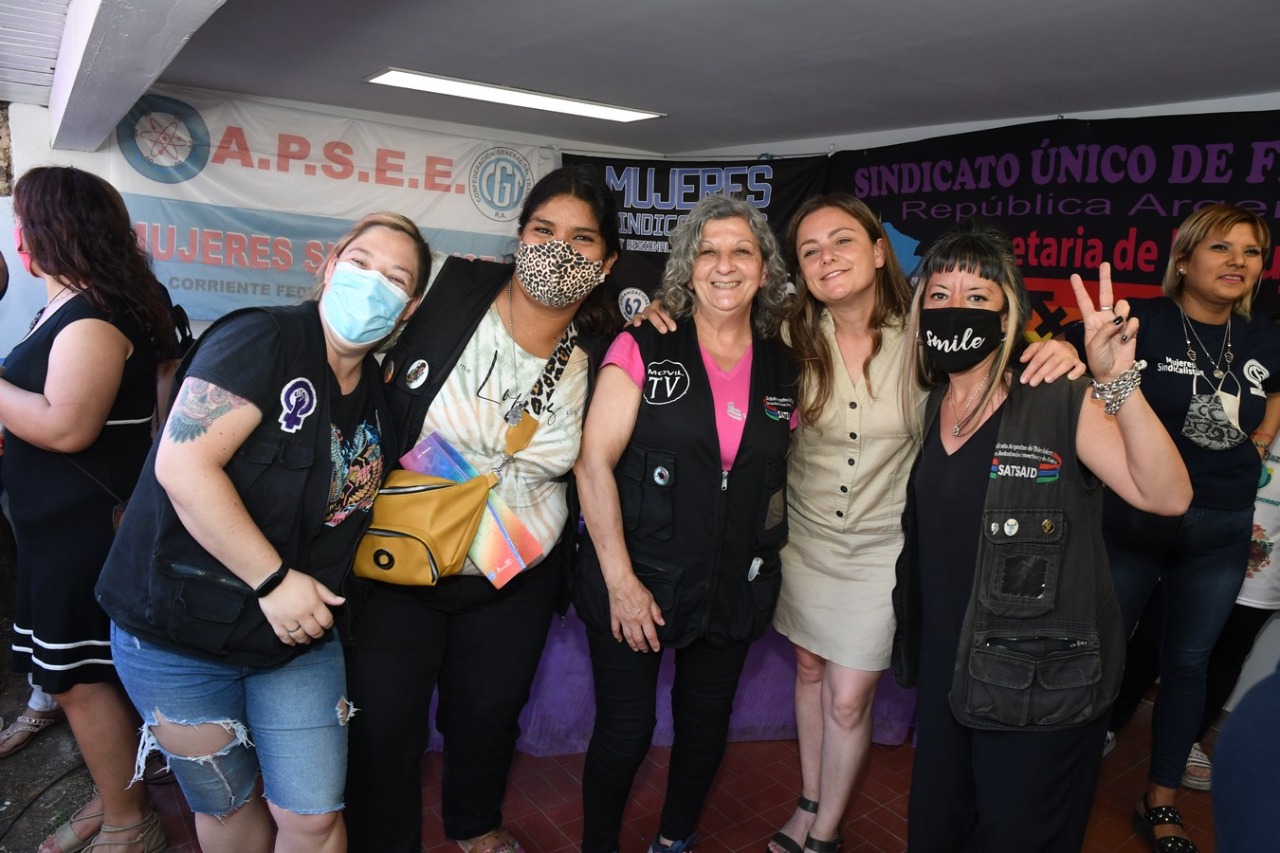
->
xmin=1096 ymin=204 xmax=1280 ymax=852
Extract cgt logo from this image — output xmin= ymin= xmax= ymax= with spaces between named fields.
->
xmin=470 ymin=147 xmax=533 ymax=221
xmin=115 ymin=94 xmax=211 ymax=184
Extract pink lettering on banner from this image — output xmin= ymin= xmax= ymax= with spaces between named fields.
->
xmin=424 ymin=156 xmax=452 ymax=191
xmin=1168 ymin=144 xmax=1235 ymax=184
xmin=375 ymin=148 xmax=406 ymax=187
xmin=1246 ymin=141 xmax=1280 ymax=183
xmin=276 ymin=134 xmax=310 ymax=172
xmin=322 ymin=141 xmax=355 ymax=179
xmin=134 ymin=223 xmax=294 ymax=272
xmin=211 ymin=126 xmax=253 ymax=168
xmin=201 ymin=123 xmax=465 ymax=196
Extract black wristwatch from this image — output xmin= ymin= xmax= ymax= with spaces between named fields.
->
xmin=253 ymin=563 xmax=290 ymax=598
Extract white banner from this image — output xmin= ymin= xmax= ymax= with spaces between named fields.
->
xmin=107 ymin=87 xmax=552 ymax=318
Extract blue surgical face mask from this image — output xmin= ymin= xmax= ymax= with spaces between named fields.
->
xmin=320 ymin=261 xmax=411 ymax=347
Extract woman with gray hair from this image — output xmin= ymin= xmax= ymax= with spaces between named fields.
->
xmin=572 ymin=194 xmax=799 ymax=853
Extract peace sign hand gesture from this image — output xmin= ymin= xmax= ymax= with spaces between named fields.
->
xmin=1070 ymin=262 xmax=1139 ymax=384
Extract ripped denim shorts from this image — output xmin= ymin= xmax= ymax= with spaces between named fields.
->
xmin=111 ymin=623 xmax=350 ymax=816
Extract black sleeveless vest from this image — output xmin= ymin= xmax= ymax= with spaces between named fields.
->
xmin=574 ymin=322 xmax=800 ymax=647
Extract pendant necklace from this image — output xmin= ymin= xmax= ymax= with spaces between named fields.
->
xmin=502 ymin=281 xmax=526 ymax=426
xmin=27 ymin=285 xmax=72 ymax=334
xmin=950 ymin=374 xmax=990 ymax=437
xmin=1180 ymin=309 xmax=1233 ymax=381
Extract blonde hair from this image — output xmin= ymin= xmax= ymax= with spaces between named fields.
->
xmin=309 ymin=212 xmax=432 ymax=300
xmin=1162 ymin=203 xmax=1271 ymax=318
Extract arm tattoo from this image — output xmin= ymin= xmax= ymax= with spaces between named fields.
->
xmin=167 ymin=379 xmax=250 ymax=443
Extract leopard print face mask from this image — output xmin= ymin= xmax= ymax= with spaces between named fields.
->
xmin=515 ymin=240 xmax=605 ymax=308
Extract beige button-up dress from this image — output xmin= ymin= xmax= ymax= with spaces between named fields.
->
xmin=773 ymin=318 xmax=926 ymax=671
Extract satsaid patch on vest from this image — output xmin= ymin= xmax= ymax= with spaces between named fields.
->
xmin=404 ymin=358 xmax=429 ymax=390
xmin=987 ymin=442 xmax=1061 ymax=483
xmin=763 ymin=395 xmax=796 ymax=422
xmin=278 ymin=377 xmax=317 ymax=433
xmin=644 ymin=360 xmax=690 ymax=405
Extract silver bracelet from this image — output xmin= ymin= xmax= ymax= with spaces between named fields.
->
xmin=1090 ymin=359 xmax=1147 ymax=415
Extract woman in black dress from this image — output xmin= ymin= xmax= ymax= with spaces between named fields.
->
xmin=3 ymin=166 xmax=175 ymax=852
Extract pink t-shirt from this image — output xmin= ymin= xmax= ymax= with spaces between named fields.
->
xmin=605 ymin=332 xmax=789 ymax=470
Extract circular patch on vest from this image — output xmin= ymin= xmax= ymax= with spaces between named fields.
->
xmin=643 ymin=360 xmax=690 ymax=406
xmin=617 ymin=287 xmax=651 ymax=323
xmin=405 ymin=359 xmax=430 ymax=390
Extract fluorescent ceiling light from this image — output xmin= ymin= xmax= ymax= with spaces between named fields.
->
xmin=368 ymin=68 xmax=662 ymax=123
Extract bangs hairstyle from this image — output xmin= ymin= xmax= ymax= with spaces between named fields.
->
xmin=517 ymin=164 xmax=623 ymax=337
xmin=1162 ymin=203 xmax=1272 ymax=318
xmin=655 ymin=195 xmax=792 ymax=339
xmin=312 ymin=212 xmax=432 ymax=300
xmin=14 ymin=166 xmax=174 ymax=352
xmin=784 ymin=194 xmax=912 ymax=425
xmin=902 ymin=219 xmax=1030 ymax=429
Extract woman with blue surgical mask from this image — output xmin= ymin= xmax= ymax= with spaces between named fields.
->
xmin=97 ymin=212 xmax=428 ymax=853
xmin=344 ymin=165 xmax=621 ymax=853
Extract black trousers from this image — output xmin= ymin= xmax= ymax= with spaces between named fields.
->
xmin=344 ymin=562 xmax=561 ymax=852
xmin=580 ymin=628 xmax=751 ymax=853
xmin=1111 ymin=589 xmax=1277 ymax=740
xmin=908 ymin=675 xmax=1109 ymax=853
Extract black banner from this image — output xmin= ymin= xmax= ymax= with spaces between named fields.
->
xmin=825 ymin=111 xmax=1280 ymax=337
xmin=564 ymin=153 xmax=827 ymax=321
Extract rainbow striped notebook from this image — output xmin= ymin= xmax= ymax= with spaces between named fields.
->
xmin=400 ymin=432 xmax=544 ymax=588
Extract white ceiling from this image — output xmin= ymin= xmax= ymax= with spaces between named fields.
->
xmin=3 ymin=0 xmax=1280 ymax=156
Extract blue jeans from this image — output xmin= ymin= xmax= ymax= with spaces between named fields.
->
xmin=1102 ymin=498 xmax=1251 ymax=789
xmin=111 ymin=624 xmax=349 ymax=816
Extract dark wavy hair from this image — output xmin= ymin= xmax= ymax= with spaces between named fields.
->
xmin=517 ymin=164 xmax=623 ymax=336
xmin=784 ymin=194 xmax=912 ymax=425
xmin=14 ymin=166 xmax=175 ymax=352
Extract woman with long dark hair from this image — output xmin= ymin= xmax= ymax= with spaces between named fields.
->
xmin=345 ymin=165 xmax=621 ymax=853
xmin=4 ymin=166 xmax=175 ymax=852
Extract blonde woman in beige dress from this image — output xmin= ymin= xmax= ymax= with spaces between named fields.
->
xmin=768 ymin=196 xmax=1084 ymax=853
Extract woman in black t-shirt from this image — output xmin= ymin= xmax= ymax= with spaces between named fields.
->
xmin=894 ymin=220 xmax=1189 ymax=852
xmin=100 ymin=212 xmax=428 ymax=853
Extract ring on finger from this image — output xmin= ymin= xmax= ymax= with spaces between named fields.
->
xmin=1098 ymin=305 xmax=1114 ymax=311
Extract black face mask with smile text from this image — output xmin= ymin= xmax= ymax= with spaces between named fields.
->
xmin=919 ymin=307 xmax=1004 ymax=374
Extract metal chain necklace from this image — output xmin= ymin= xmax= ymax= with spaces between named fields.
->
xmin=949 ymin=373 xmax=991 ymax=436
xmin=1180 ymin=308 xmax=1233 ymax=381
xmin=26 ymin=285 xmax=72 ymax=334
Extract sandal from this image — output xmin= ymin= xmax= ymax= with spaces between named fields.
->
xmin=768 ymin=796 xmax=818 ymax=853
xmin=0 ymin=708 xmax=66 ymax=758
xmin=42 ymin=800 xmax=105 ymax=853
xmin=84 ymin=810 xmax=166 ymax=852
xmin=1131 ymin=793 xmax=1199 ymax=852
xmin=1181 ymin=742 xmax=1212 ymax=792
xmin=803 ymin=833 xmax=843 ymax=853
xmin=458 ymin=828 xmax=523 ymax=853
